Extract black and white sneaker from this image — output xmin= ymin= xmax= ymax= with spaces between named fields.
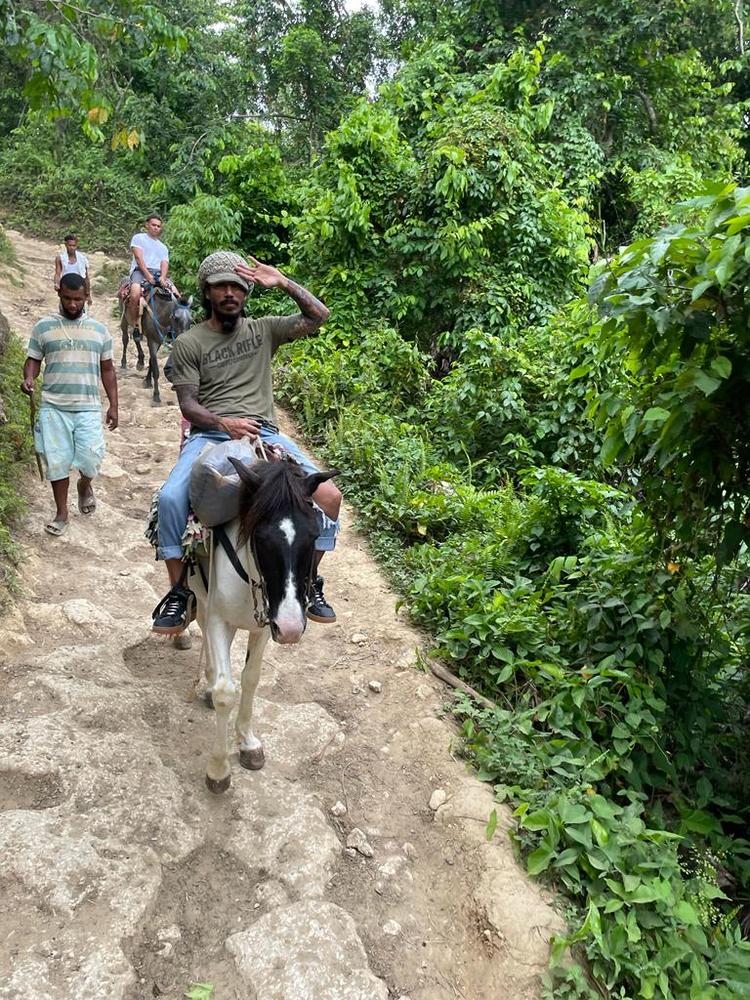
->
xmin=307 ymin=575 xmax=336 ymax=623
xmin=152 ymin=584 xmax=196 ymax=635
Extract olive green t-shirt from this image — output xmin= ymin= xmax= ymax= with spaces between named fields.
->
xmin=170 ymin=316 xmax=297 ymax=425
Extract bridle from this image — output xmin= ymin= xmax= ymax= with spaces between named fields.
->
xmin=212 ymin=456 xmax=319 ymax=629
xmin=140 ymin=281 xmax=192 ymax=344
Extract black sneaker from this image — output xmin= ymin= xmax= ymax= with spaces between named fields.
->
xmin=132 ymin=325 xmax=142 ymax=342
xmin=152 ymin=584 xmax=196 ymax=634
xmin=307 ymin=574 xmax=336 ymax=623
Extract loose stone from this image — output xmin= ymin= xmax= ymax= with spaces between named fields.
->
xmin=368 ymin=680 xmax=382 ymax=693
xmin=330 ymin=801 xmax=347 ymax=817
xmin=346 ymin=827 xmax=374 ymax=858
xmin=429 ymin=789 xmax=447 ymax=811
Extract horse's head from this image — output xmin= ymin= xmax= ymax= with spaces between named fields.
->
xmin=228 ymin=458 xmax=339 ymax=644
xmin=172 ymin=296 xmax=193 ymax=338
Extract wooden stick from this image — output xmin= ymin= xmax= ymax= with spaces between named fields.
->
xmin=429 ymin=661 xmax=497 ymax=709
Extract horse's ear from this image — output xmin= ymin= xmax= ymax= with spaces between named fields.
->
xmin=228 ymin=456 xmax=263 ymax=488
xmin=299 ymin=469 xmax=340 ymax=497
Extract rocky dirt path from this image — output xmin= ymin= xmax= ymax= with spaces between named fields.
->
xmin=0 ymin=230 xmax=562 ymax=1000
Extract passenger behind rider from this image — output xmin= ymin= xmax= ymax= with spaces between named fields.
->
xmin=126 ymin=213 xmax=180 ymax=341
xmin=150 ymin=250 xmax=342 ymax=636
xmin=54 ymin=234 xmax=92 ymax=307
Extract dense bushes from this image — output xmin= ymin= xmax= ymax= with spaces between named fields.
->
xmin=0 ymin=328 xmax=34 ymax=603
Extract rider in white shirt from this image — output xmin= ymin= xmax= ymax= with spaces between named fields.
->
xmin=126 ymin=214 xmax=179 ymax=339
xmin=54 ymin=234 xmax=91 ymax=306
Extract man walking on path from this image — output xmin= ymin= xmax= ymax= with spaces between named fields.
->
xmin=151 ymin=250 xmax=341 ymax=635
xmin=54 ymin=234 xmax=92 ymax=307
xmin=21 ymin=273 xmax=118 ymax=537
xmin=125 ymin=213 xmax=178 ymax=340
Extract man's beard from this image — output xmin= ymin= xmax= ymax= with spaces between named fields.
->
xmin=60 ymin=304 xmax=85 ymax=320
xmin=203 ymin=299 xmax=245 ymax=333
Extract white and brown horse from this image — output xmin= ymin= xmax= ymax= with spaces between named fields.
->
xmin=190 ymin=459 xmax=338 ymax=793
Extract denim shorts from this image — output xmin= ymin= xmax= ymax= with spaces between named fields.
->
xmin=34 ymin=406 xmax=105 ymax=482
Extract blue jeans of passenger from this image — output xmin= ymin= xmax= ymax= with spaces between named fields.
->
xmin=157 ymin=428 xmax=339 ymax=561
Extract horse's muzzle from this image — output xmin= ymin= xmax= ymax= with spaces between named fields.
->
xmin=269 ymin=615 xmax=307 ymax=645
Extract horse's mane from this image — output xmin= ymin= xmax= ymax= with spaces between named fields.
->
xmin=237 ymin=461 xmax=314 ymax=545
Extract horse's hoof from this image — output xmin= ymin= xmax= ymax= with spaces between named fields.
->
xmin=204 ymin=691 xmax=214 ymax=710
xmin=136 ymin=361 xmax=145 ymax=371
xmin=173 ymin=632 xmax=192 ymax=650
xmin=152 ymin=399 xmax=162 ymax=408
xmin=205 ymin=773 xmax=231 ymax=794
xmin=120 ymin=360 xmax=127 ymax=369
xmin=239 ymin=747 xmax=265 ymax=771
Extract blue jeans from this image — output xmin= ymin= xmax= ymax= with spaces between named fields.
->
xmin=157 ymin=428 xmax=339 ymax=561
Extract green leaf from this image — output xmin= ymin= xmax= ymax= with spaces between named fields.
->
xmin=527 ymin=843 xmax=554 ymax=875
xmin=693 ymin=371 xmax=721 ymax=396
xmin=710 ymin=356 xmax=732 ymax=379
xmin=643 ymin=407 xmax=670 ymax=422
xmin=486 ymin=808 xmax=498 ymax=841
xmin=673 ymin=900 xmax=700 ymax=925
xmin=184 ymin=986 xmax=215 ymax=1000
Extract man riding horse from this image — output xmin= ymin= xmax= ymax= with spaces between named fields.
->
xmin=125 ymin=213 xmax=180 ymax=341
xmin=151 ymin=250 xmax=342 ymax=635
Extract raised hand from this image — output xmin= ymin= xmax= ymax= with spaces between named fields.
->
xmin=234 ymin=257 xmax=286 ymax=290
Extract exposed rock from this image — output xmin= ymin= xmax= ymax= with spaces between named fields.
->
xmin=331 ymin=801 xmax=347 ymax=817
xmin=368 ymin=679 xmax=382 ymax=693
xmin=227 ymin=900 xmax=389 ymax=1000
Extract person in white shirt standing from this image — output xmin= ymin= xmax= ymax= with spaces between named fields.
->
xmin=126 ymin=213 xmax=179 ymax=341
xmin=54 ymin=234 xmax=91 ymax=307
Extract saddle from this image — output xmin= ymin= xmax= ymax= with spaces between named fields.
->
xmin=145 ymin=438 xmax=301 ymax=560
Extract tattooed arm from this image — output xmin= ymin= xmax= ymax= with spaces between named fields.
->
xmin=175 ymin=384 xmax=261 ymax=440
xmin=234 ymin=257 xmax=329 ymax=339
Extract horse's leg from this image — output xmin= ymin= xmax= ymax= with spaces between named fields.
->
xmin=120 ymin=316 xmax=128 ymax=369
xmin=235 ymin=627 xmax=271 ymax=771
xmin=150 ymin=339 xmax=162 ymax=407
xmin=136 ymin=339 xmax=145 ymax=371
xmin=204 ymin=617 xmax=237 ymax=793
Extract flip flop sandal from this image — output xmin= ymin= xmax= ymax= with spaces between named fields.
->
xmin=77 ymin=486 xmax=96 ymax=515
xmin=45 ymin=519 xmax=68 ymax=537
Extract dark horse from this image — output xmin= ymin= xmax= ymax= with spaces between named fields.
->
xmin=120 ymin=282 xmax=193 ymax=407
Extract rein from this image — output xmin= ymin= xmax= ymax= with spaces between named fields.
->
xmin=140 ymin=281 xmax=189 ymax=343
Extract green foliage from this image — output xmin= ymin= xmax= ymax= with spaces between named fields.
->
xmin=166 ymin=194 xmax=243 ymax=295
xmin=0 ymin=119 xmax=150 ymax=251
xmin=0 ymin=334 xmax=34 ymax=603
xmin=2 ymin=0 xmax=186 ymax=138
xmin=589 ymin=182 xmax=750 ymax=562
xmin=290 ymin=42 xmax=590 ymax=352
